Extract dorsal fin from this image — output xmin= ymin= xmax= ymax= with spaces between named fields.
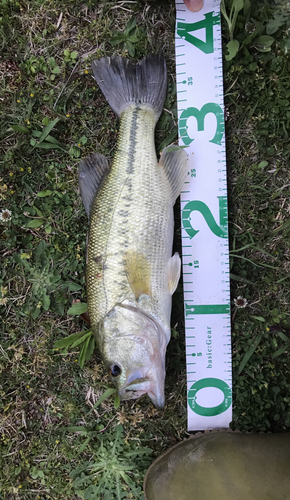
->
xmin=159 ymin=146 xmax=188 ymax=202
xmin=78 ymin=152 xmax=110 ymax=219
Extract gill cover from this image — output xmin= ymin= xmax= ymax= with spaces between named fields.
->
xmin=99 ymin=303 xmax=167 ymax=408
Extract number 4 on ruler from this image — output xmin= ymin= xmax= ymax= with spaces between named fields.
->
xmin=177 ymin=12 xmax=220 ymax=54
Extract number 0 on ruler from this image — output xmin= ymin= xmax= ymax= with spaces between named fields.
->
xmin=175 ymin=0 xmax=232 ymax=431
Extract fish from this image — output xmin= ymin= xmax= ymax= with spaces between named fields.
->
xmin=78 ymin=54 xmax=188 ymax=408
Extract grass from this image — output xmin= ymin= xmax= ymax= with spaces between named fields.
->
xmin=1 ymin=0 xmax=290 ymax=498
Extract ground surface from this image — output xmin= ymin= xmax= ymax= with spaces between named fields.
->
xmin=1 ymin=0 xmax=290 ymax=498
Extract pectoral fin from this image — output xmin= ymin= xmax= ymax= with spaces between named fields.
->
xmin=159 ymin=145 xmax=188 ymax=202
xmin=168 ymin=252 xmax=181 ymax=295
xmin=79 ymin=152 xmax=110 ymax=219
xmin=125 ymin=250 xmax=152 ymax=299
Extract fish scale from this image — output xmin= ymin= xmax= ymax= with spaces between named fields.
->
xmin=87 ymin=106 xmax=174 ymax=338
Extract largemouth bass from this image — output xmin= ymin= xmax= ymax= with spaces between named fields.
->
xmin=79 ymin=54 xmax=187 ymax=408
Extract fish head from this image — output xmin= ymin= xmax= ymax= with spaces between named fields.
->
xmin=99 ymin=303 xmax=167 ymax=408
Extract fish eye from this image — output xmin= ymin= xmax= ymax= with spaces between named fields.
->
xmin=109 ymin=364 xmax=122 ymax=378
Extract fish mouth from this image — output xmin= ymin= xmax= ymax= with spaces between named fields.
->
xmin=119 ymin=377 xmax=165 ymax=408
xmin=120 ymin=388 xmax=165 ymax=408
xmin=121 ymin=377 xmax=150 ymax=393
xmin=119 ymin=381 xmax=150 ymax=401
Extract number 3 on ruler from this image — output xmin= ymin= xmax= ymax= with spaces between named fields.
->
xmin=179 ymin=103 xmax=224 ymax=146
xmin=177 ymin=12 xmax=220 ymax=54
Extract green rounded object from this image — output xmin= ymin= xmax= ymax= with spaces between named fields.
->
xmin=144 ymin=431 xmax=290 ymax=500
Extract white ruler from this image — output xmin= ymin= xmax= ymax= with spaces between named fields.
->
xmin=175 ymin=0 xmax=232 ymax=431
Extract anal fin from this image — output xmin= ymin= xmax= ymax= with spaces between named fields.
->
xmin=159 ymin=145 xmax=188 ymax=202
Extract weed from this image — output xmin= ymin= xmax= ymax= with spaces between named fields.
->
xmin=109 ymin=17 xmax=144 ymax=57
xmin=69 ymin=424 xmax=151 ymax=500
xmin=266 ymin=1 xmax=290 ymax=36
xmin=63 ymin=49 xmax=79 ymax=66
xmin=11 ymin=240 xmax=80 ymax=318
xmin=53 ymin=322 xmax=95 ymax=368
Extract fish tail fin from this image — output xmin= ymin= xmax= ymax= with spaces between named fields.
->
xmin=91 ymin=54 xmax=167 ymax=122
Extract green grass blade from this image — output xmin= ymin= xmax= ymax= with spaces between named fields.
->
xmin=77 ymin=436 xmax=91 ymax=455
xmin=230 ymin=253 xmax=277 ymax=270
xmin=78 ymin=336 xmax=90 ymax=367
xmin=67 ymin=302 xmax=88 ymax=315
xmin=114 ymin=393 xmax=120 ymax=409
xmin=272 ymin=339 xmax=290 ymax=358
xmin=78 ymin=335 xmax=95 ymax=367
xmin=251 ymin=316 xmax=266 ymax=322
xmin=58 ymin=426 xmax=89 ymax=433
xmin=9 ymin=125 xmax=29 ymax=133
xmin=277 ymin=331 xmax=290 ymax=342
xmin=27 ymin=219 xmax=44 ymax=228
xmin=230 ymin=273 xmax=255 ymax=285
xmin=238 ymin=332 xmax=263 ymax=375
xmin=31 ymin=130 xmax=65 ymax=148
xmin=71 ymin=329 xmax=92 ymax=349
xmin=33 ymin=142 xmax=62 ymax=150
xmin=38 ymin=117 xmax=60 ymax=143
xmin=88 ymin=388 xmax=117 ymax=413
xmin=53 ymin=330 xmax=86 ymax=349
